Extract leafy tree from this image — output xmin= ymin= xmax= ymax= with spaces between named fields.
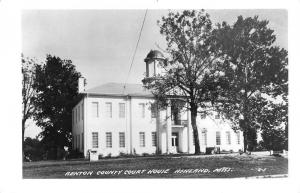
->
xmin=212 ymin=16 xmax=288 ymax=151
xmin=22 ymin=54 xmax=37 ymax=144
xmin=23 ymin=137 xmax=45 ymax=161
xmin=143 ymin=10 xmax=223 ymax=154
xmin=259 ymin=101 xmax=288 ymax=151
xmin=33 ymin=55 xmax=81 ymax=159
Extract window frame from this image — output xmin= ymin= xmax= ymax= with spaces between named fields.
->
xmin=226 ymin=131 xmax=231 ymax=145
xmin=106 ymin=132 xmax=112 ymax=148
xmin=119 ymin=132 xmax=125 ymax=148
xmin=139 ymin=132 xmax=145 ymax=147
xmin=236 ymin=131 xmax=241 ymax=145
xmin=105 ymin=102 xmax=112 ymax=118
xmin=216 ymin=131 xmax=221 ymax=145
xmin=151 ymin=104 xmax=156 ymax=118
xmin=139 ymin=103 xmax=145 ymax=118
xmin=92 ymin=132 xmax=98 ymax=148
xmin=92 ymin=102 xmax=99 ymax=118
xmin=201 ymin=130 xmax=207 ymax=146
xmin=151 ymin=132 xmax=157 ymax=146
xmin=119 ymin=103 xmax=125 ymax=118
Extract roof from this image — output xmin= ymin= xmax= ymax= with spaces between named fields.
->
xmin=144 ymin=50 xmax=165 ymax=62
xmin=84 ymin=82 xmax=153 ymax=97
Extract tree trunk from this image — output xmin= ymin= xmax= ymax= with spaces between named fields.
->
xmin=22 ymin=118 xmax=26 ymax=161
xmin=243 ymin=128 xmax=248 ymax=153
xmin=190 ymin=105 xmax=201 ymax=154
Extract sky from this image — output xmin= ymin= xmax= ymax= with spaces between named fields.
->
xmin=22 ymin=9 xmax=288 ymax=138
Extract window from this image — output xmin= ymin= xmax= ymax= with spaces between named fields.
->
xmin=192 ymin=135 xmax=195 ymax=145
xmin=151 ymin=104 xmax=156 ymax=118
xmin=201 ymin=130 xmax=207 ymax=146
xmin=139 ymin=132 xmax=145 ymax=147
xmin=119 ymin=132 xmax=125 ymax=148
xmin=152 ymin=132 xmax=157 ymax=146
xmin=79 ymin=134 xmax=81 ymax=150
xmin=81 ymin=103 xmax=84 ymax=120
xmin=139 ymin=103 xmax=145 ymax=118
xmin=215 ymin=113 xmax=220 ymax=119
xmin=105 ymin=102 xmax=112 ymax=118
xmin=92 ymin=102 xmax=99 ymax=117
xmin=81 ymin=133 xmax=84 ymax=150
xmin=119 ymin=103 xmax=125 ymax=118
xmin=216 ymin=131 xmax=221 ymax=145
xmin=75 ymin=108 xmax=77 ymax=123
xmin=106 ymin=132 xmax=112 ymax=148
xmin=236 ymin=131 xmax=241 ymax=144
xmin=78 ymin=106 xmax=80 ymax=121
xmin=226 ymin=131 xmax=231 ymax=145
xmin=201 ymin=113 xmax=206 ymax=119
xmin=92 ymin=132 xmax=98 ymax=148
xmin=72 ymin=110 xmax=75 ymax=125
xmin=73 ymin=135 xmax=75 ymax=149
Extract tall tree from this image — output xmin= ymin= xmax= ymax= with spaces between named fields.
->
xmin=33 ymin=55 xmax=81 ymax=159
xmin=259 ymin=100 xmax=288 ymax=151
xmin=22 ymin=54 xmax=37 ymax=143
xmin=212 ymin=16 xmax=288 ymax=151
xmin=143 ymin=10 xmax=222 ymax=154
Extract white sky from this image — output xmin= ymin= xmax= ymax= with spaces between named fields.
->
xmin=22 ymin=9 xmax=287 ymax=138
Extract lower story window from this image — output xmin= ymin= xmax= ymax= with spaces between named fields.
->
xmin=152 ymin=132 xmax=157 ymax=146
xmin=236 ymin=131 xmax=241 ymax=144
xmin=139 ymin=132 xmax=145 ymax=147
xmin=201 ymin=130 xmax=207 ymax=146
xmin=119 ymin=132 xmax=125 ymax=148
xmin=81 ymin=133 xmax=84 ymax=150
xmin=92 ymin=132 xmax=98 ymax=148
xmin=226 ymin=131 xmax=231 ymax=145
xmin=106 ymin=132 xmax=112 ymax=148
xmin=216 ymin=131 xmax=221 ymax=145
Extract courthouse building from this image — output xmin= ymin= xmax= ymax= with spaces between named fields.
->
xmin=72 ymin=50 xmax=244 ymax=158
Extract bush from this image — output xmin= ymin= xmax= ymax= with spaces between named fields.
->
xmin=67 ymin=149 xmax=84 ymax=159
xmin=23 ymin=137 xmax=44 ymax=161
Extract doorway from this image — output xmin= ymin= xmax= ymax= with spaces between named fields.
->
xmin=171 ymin=132 xmax=179 ymax=153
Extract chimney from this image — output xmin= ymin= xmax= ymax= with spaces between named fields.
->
xmin=78 ymin=77 xmax=86 ymax=93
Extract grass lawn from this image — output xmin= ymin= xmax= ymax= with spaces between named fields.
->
xmin=23 ymin=153 xmax=288 ymax=178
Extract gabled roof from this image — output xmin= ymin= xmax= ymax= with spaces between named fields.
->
xmin=84 ymin=82 xmax=153 ymax=97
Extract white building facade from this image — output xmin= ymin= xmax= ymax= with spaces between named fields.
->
xmin=72 ymin=50 xmax=244 ymax=158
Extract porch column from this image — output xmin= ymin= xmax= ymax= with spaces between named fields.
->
xmin=187 ymin=108 xmax=194 ymax=154
xmin=166 ymin=101 xmax=172 ymax=154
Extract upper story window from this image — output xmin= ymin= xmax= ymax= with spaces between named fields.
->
xmin=72 ymin=110 xmax=75 ymax=125
xmin=92 ymin=102 xmax=99 ymax=117
xmin=78 ymin=105 xmax=80 ymax=121
xmin=151 ymin=104 xmax=156 ymax=118
xmin=75 ymin=108 xmax=77 ymax=123
xmin=119 ymin=103 xmax=125 ymax=118
xmin=139 ymin=103 xmax=145 ymax=118
xmin=226 ymin=131 xmax=231 ymax=145
xmin=81 ymin=103 xmax=84 ymax=120
xmin=105 ymin=102 xmax=112 ymax=118
xmin=216 ymin=131 xmax=221 ymax=145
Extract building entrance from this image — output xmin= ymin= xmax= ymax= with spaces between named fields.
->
xmin=171 ymin=132 xmax=179 ymax=153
